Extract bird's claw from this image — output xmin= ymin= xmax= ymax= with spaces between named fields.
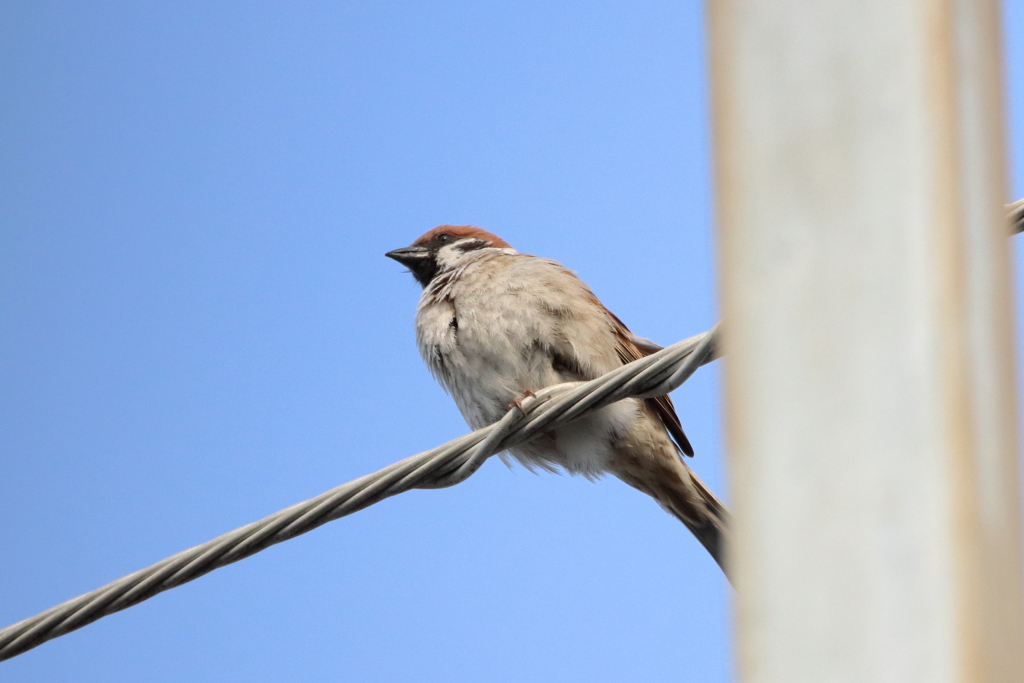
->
xmin=509 ymin=390 xmax=537 ymax=416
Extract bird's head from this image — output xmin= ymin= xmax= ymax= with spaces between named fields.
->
xmin=385 ymin=225 xmax=514 ymax=287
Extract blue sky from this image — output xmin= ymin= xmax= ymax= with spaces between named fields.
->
xmin=1 ymin=2 xmax=1021 ymax=681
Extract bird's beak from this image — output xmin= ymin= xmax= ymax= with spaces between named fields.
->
xmin=385 ymin=245 xmax=431 ymax=269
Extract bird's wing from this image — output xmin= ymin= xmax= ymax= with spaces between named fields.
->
xmin=604 ymin=309 xmax=695 ymax=458
xmin=511 ymin=255 xmax=695 ymax=457
xmin=624 ymin=333 xmax=664 ymax=356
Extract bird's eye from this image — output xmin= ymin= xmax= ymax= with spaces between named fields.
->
xmin=435 ymin=234 xmax=453 ymax=245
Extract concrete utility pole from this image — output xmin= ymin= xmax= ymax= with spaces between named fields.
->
xmin=709 ymin=0 xmax=1024 ymax=681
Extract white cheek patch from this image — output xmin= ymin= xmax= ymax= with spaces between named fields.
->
xmin=434 ymin=244 xmax=466 ymax=271
xmin=435 ymin=242 xmax=518 ymax=272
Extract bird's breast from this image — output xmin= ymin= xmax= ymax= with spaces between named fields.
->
xmin=416 ymin=294 xmax=548 ymax=429
xmin=411 ymin=253 xmax=649 ymax=477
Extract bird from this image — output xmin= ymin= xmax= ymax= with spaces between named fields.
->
xmin=386 ymin=225 xmax=729 ymax=573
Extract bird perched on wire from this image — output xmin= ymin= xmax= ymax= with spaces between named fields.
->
xmin=386 ymin=225 xmax=728 ymax=573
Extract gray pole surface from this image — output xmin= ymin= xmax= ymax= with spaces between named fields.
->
xmin=709 ymin=1 xmax=1024 ymax=681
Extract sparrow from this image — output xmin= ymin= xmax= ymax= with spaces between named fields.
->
xmin=386 ymin=225 xmax=728 ymax=573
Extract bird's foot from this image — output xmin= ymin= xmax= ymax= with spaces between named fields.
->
xmin=509 ymin=390 xmax=537 ymax=416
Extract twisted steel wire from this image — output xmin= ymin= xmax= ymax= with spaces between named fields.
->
xmin=1010 ymin=199 xmax=1024 ymax=235
xmin=0 ymin=326 xmax=720 ymax=662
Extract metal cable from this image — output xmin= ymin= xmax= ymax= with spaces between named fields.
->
xmin=1010 ymin=199 xmax=1024 ymax=235
xmin=0 ymin=326 xmax=720 ymax=662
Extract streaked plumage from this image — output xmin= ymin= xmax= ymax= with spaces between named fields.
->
xmin=387 ymin=225 xmax=728 ymax=572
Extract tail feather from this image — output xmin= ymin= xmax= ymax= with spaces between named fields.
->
xmin=610 ymin=449 xmax=731 ymax=581
xmin=675 ymin=469 xmax=730 ymax=578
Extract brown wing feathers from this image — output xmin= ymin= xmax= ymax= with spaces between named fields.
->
xmin=604 ymin=310 xmax=695 ymax=457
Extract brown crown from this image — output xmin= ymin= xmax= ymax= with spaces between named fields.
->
xmin=412 ymin=225 xmax=511 ymax=249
